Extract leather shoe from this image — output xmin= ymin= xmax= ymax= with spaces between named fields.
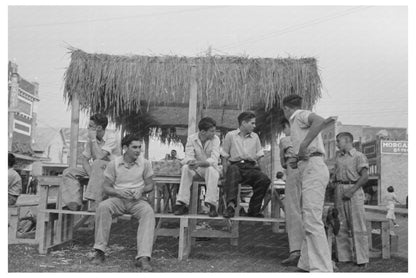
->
xmin=281 ymin=251 xmax=301 ymax=266
xmin=207 ymin=203 xmax=218 ymax=217
xmin=135 ymin=256 xmax=152 ymax=272
xmin=173 ymin=204 xmax=188 ymax=215
xmin=223 ymin=205 xmax=235 ymax=218
xmin=91 ymin=250 xmax=105 ymax=265
xmin=247 ymin=211 xmax=264 ymax=218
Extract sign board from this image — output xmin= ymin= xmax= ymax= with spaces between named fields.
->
xmin=381 ymin=140 xmax=408 ymax=154
xmin=362 ymin=141 xmax=378 ymax=159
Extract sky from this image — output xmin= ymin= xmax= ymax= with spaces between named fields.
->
xmin=8 ymin=5 xmax=408 ymax=133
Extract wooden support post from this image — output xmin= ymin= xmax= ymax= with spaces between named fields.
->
xmin=381 ymin=221 xmax=391 ymax=259
xmin=69 ymin=93 xmax=80 ymax=168
xmin=36 ymin=185 xmax=49 ymax=254
xmin=230 ymin=184 xmax=241 ymax=246
xmin=188 ymin=65 xmax=197 ymax=135
xmin=178 ymin=217 xmax=191 ymax=260
xmin=366 ymin=220 xmax=373 ymax=250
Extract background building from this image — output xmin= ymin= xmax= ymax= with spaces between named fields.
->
xmin=8 ymin=61 xmax=42 ymax=193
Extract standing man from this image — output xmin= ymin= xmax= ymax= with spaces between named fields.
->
xmin=282 ymin=94 xmax=332 ymax=272
xmin=8 ymin=153 xmax=22 ymax=206
xmin=92 ymin=134 xmax=155 ymax=272
xmin=173 ymin=117 xmax=221 ymax=217
xmin=334 ymin=132 xmax=369 ymax=267
xmin=62 ymin=114 xmax=119 ymax=211
xmin=279 ymin=118 xmax=305 ymax=266
xmin=222 ymin=111 xmax=271 ymax=218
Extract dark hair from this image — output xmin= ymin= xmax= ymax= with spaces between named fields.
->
xmin=198 ymin=117 xmax=216 ymax=131
xmin=171 ymin=149 xmax=177 ymax=153
xmin=282 ymin=95 xmax=302 ymax=109
xmin=336 ymin=132 xmax=354 ymax=142
xmin=8 ymin=153 xmax=16 ymax=168
xmin=121 ymin=133 xmax=143 ymax=148
xmin=237 ymin=111 xmax=256 ymax=126
xmin=387 ymin=186 xmax=394 ymax=193
xmin=280 ymin=118 xmax=290 ymax=128
xmin=90 ymin=114 xmax=109 ymax=130
xmin=276 ymin=171 xmax=284 ymax=179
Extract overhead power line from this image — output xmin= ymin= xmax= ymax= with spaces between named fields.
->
xmin=216 ymin=6 xmax=373 ymax=52
xmin=10 ymin=6 xmax=223 ymax=29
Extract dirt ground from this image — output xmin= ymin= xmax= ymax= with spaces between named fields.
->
xmin=8 ymin=219 xmax=408 ymax=272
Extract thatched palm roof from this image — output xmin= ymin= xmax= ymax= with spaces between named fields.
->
xmin=64 ymin=49 xmax=322 ymax=125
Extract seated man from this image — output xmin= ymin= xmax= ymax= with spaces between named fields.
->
xmin=92 ymin=134 xmax=155 ymax=272
xmin=8 ymin=153 xmax=22 ymax=206
xmin=173 ymin=117 xmax=221 ymax=217
xmin=62 ymin=114 xmax=119 ymax=211
xmin=222 ymin=111 xmax=271 ymax=218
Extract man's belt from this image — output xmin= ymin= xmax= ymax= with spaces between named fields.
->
xmin=230 ymin=160 xmax=255 ymax=165
xmin=309 ymin=152 xmax=324 ymax=157
xmin=338 ymin=181 xmax=356 ymax=184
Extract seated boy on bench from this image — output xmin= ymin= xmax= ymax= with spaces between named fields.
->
xmin=173 ymin=117 xmax=221 ymax=217
xmin=91 ymin=133 xmax=155 ymax=272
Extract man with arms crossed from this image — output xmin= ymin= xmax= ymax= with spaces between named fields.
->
xmin=91 ymin=134 xmax=155 ymax=272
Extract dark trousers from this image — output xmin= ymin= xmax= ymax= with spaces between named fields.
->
xmin=225 ymin=162 xmax=271 ymax=214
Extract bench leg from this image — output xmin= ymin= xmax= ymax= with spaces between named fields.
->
xmin=366 ymin=220 xmax=373 ymax=251
xmin=230 ymin=184 xmax=241 ymax=246
xmin=8 ymin=207 xmax=19 ymax=243
xmin=189 ymin=182 xmax=199 ymax=245
xmin=178 ymin=218 xmax=191 ymax=260
xmin=381 ymin=221 xmax=391 ymax=259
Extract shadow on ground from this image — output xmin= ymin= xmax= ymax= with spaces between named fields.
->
xmin=8 ymin=220 xmax=408 ymax=272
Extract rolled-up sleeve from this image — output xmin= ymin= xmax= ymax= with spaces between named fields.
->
xmin=143 ymin=160 xmax=154 ymax=179
xmin=356 ymin=152 xmax=369 ymax=173
xmin=206 ymin=136 xmax=220 ymax=166
xmin=220 ymin=133 xmax=231 ymax=158
xmin=297 ymin=110 xmax=312 ymax=128
xmin=103 ymin=160 xmax=116 ymax=184
xmin=181 ymin=136 xmax=196 ymax=165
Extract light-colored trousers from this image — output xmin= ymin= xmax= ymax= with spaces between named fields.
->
xmin=176 ymin=165 xmax=220 ymax=207
xmin=335 ymin=184 xmax=369 ymax=264
xmin=62 ymin=160 xmax=108 ymax=207
xmin=297 ymin=157 xmax=333 ymax=272
xmin=94 ymin=197 xmax=155 ymax=259
xmin=284 ymin=166 xmax=305 ymax=252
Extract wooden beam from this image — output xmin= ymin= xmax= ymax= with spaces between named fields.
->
xmin=69 ymin=93 xmax=80 ymax=168
xmin=187 ymin=65 xmax=197 ymax=136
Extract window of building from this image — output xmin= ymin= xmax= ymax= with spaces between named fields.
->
xmin=13 ymin=119 xmax=31 ymax=136
xmin=17 ymin=95 xmax=33 ymax=118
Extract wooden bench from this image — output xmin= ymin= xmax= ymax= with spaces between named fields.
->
xmin=366 ymin=218 xmax=394 ymax=259
xmin=9 ymin=194 xmax=57 ymax=245
xmin=36 ymin=176 xmax=285 ymax=259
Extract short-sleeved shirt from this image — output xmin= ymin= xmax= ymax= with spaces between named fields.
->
xmin=104 ymin=155 xmax=154 ymax=190
xmin=8 ymin=168 xmax=22 ymax=196
xmin=82 ymin=131 xmax=120 ymax=161
xmin=221 ymin=129 xmax=264 ymax=162
xmin=289 ymin=110 xmax=326 ymax=156
xmin=181 ymin=132 xmax=221 ymax=171
xmin=335 ymin=148 xmax=369 ymax=182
